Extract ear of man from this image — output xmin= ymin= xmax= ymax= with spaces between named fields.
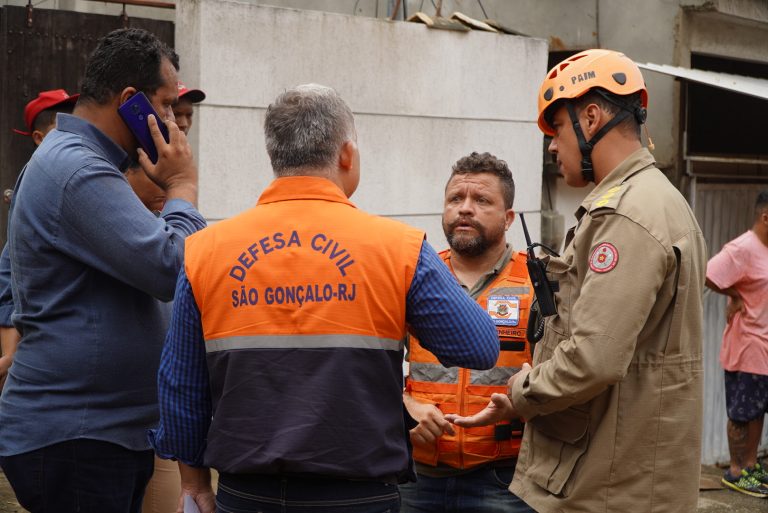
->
xmin=32 ymin=130 xmax=46 ymax=146
xmin=338 ymin=140 xmax=357 ymax=171
xmin=582 ymin=103 xmax=607 ymax=138
xmin=505 ymin=209 xmax=515 ymax=230
xmin=118 ymin=87 xmax=138 ymax=106
xmin=336 ymin=140 xmax=359 ymax=198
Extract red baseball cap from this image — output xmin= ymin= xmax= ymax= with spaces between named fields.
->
xmin=177 ymin=82 xmax=206 ymax=104
xmin=13 ymin=89 xmax=79 ymax=136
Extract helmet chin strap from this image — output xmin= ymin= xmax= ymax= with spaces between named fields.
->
xmin=566 ymin=103 xmax=632 ymax=183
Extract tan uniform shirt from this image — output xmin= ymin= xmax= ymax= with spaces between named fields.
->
xmin=509 ymin=148 xmax=707 ymax=512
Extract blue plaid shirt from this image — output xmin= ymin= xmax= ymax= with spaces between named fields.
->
xmin=150 ymin=240 xmax=499 ymax=466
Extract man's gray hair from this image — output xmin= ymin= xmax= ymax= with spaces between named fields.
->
xmin=264 ymin=84 xmax=356 ymax=176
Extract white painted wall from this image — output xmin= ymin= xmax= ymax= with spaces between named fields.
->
xmin=176 ymin=1 xmax=547 ymax=252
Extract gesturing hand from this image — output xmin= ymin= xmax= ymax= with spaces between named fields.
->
xmin=445 ymin=363 xmax=531 ymax=428
xmin=445 ymin=393 xmax=516 ymax=428
xmin=408 ymin=400 xmax=455 ymax=446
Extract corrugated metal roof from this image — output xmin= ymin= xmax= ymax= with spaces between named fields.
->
xmin=639 ymin=63 xmax=768 ymax=101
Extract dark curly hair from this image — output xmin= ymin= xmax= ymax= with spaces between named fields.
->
xmin=448 ymin=152 xmax=515 ymax=209
xmin=80 ymin=28 xmax=179 ymax=105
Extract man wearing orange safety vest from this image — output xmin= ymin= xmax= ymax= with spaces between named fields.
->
xmin=400 ymin=152 xmax=535 ymax=513
xmin=149 ymin=84 xmax=501 ymax=513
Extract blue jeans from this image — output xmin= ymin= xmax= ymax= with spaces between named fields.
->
xmin=399 ymin=466 xmax=536 ymax=513
xmin=0 ymin=439 xmax=154 ymax=513
xmin=216 ymin=473 xmax=401 ymax=513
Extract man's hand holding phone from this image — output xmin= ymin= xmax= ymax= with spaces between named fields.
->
xmin=137 ymin=114 xmax=199 ymax=207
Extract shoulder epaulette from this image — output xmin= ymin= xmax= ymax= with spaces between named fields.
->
xmin=588 ymin=182 xmax=630 ymax=214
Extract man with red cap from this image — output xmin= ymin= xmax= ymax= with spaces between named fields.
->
xmin=174 ymin=82 xmax=205 ymax=136
xmin=12 ymin=89 xmax=79 ymax=145
xmin=0 ymin=89 xmax=78 ymax=389
xmin=3 ymin=89 xmax=79 ymax=205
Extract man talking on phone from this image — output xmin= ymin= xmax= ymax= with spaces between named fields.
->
xmin=0 ymin=28 xmax=206 ymax=513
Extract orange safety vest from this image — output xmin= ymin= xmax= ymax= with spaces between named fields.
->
xmin=184 ymin=176 xmax=425 ymax=479
xmin=406 ymin=249 xmax=533 ymax=470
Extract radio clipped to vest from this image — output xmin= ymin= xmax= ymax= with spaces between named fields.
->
xmin=519 ymin=213 xmax=559 ymax=344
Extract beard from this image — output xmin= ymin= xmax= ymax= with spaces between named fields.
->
xmin=443 ymin=216 xmax=505 ymax=257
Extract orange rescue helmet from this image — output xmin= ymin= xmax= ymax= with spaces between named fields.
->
xmin=537 ymin=49 xmax=648 ymax=136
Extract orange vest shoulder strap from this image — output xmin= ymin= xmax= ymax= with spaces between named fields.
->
xmin=503 ymin=251 xmax=529 ymax=281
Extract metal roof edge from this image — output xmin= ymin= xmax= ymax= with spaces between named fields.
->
xmin=639 ymin=62 xmax=768 ymax=101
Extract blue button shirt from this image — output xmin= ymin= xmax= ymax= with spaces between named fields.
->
xmin=150 ymin=240 xmax=500 ymax=466
xmin=0 ymin=114 xmax=207 ymax=455
xmin=0 ymin=246 xmax=12 ymax=327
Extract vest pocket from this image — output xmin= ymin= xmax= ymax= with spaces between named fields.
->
xmin=412 ymin=436 xmax=441 ymax=467
xmin=407 ymin=381 xmax=455 ymax=467
xmin=527 ymin=407 xmax=590 ymax=496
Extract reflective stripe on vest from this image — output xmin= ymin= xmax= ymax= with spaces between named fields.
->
xmin=205 ymin=334 xmax=403 ymax=353
xmin=410 ymin=362 xmax=520 ymax=386
xmin=406 ymin=249 xmax=533 ymax=470
xmin=469 ymin=366 xmax=521 ymax=385
xmin=409 ymin=362 xmax=459 ymax=384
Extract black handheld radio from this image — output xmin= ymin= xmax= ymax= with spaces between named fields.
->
xmin=519 ymin=212 xmax=559 ymax=319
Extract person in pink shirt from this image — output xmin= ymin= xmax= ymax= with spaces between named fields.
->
xmin=706 ymin=190 xmax=768 ymax=498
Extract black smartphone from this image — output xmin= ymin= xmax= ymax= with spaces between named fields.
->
xmin=117 ymin=92 xmax=169 ymax=164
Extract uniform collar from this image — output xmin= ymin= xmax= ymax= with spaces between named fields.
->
xmin=576 ymin=147 xmax=655 ymax=220
xmin=492 ymin=244 xmax=515 ymax=274
xmin=55 ymin=113 xmax=131 ymax=172
xmin=257 ymin=176 xmax=357 ymax=208
xmin=446 ymin=244 xmax=514 ymax=297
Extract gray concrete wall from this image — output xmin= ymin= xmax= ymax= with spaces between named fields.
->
xmin=684 ymin=10 xmax=768 ymax=63
xmin=176 ymin=1 xmax=547 ymax=251
xmin=242 ymin=0 xmax=599 ymax=49
xmin=238 ymin=0 xmax=756 ymax=177
xmin=11 ymin=0 xmax=766 ymax=184
xmin=19 ymin=0 xmax=765 ymax=203
xmin=596 ymin=0 xmax=682 ymax=173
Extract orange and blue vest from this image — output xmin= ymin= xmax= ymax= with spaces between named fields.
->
xmin=406 ymin=249 xmax=533 ymax=470
xmin=184 ymin=176 xmax=424 ymax=481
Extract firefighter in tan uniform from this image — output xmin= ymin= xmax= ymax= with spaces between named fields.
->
xmin=448 ymin=50 xmax=707 ymax=513
xmin=401 ymin=152 xmax=535 ymax=513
